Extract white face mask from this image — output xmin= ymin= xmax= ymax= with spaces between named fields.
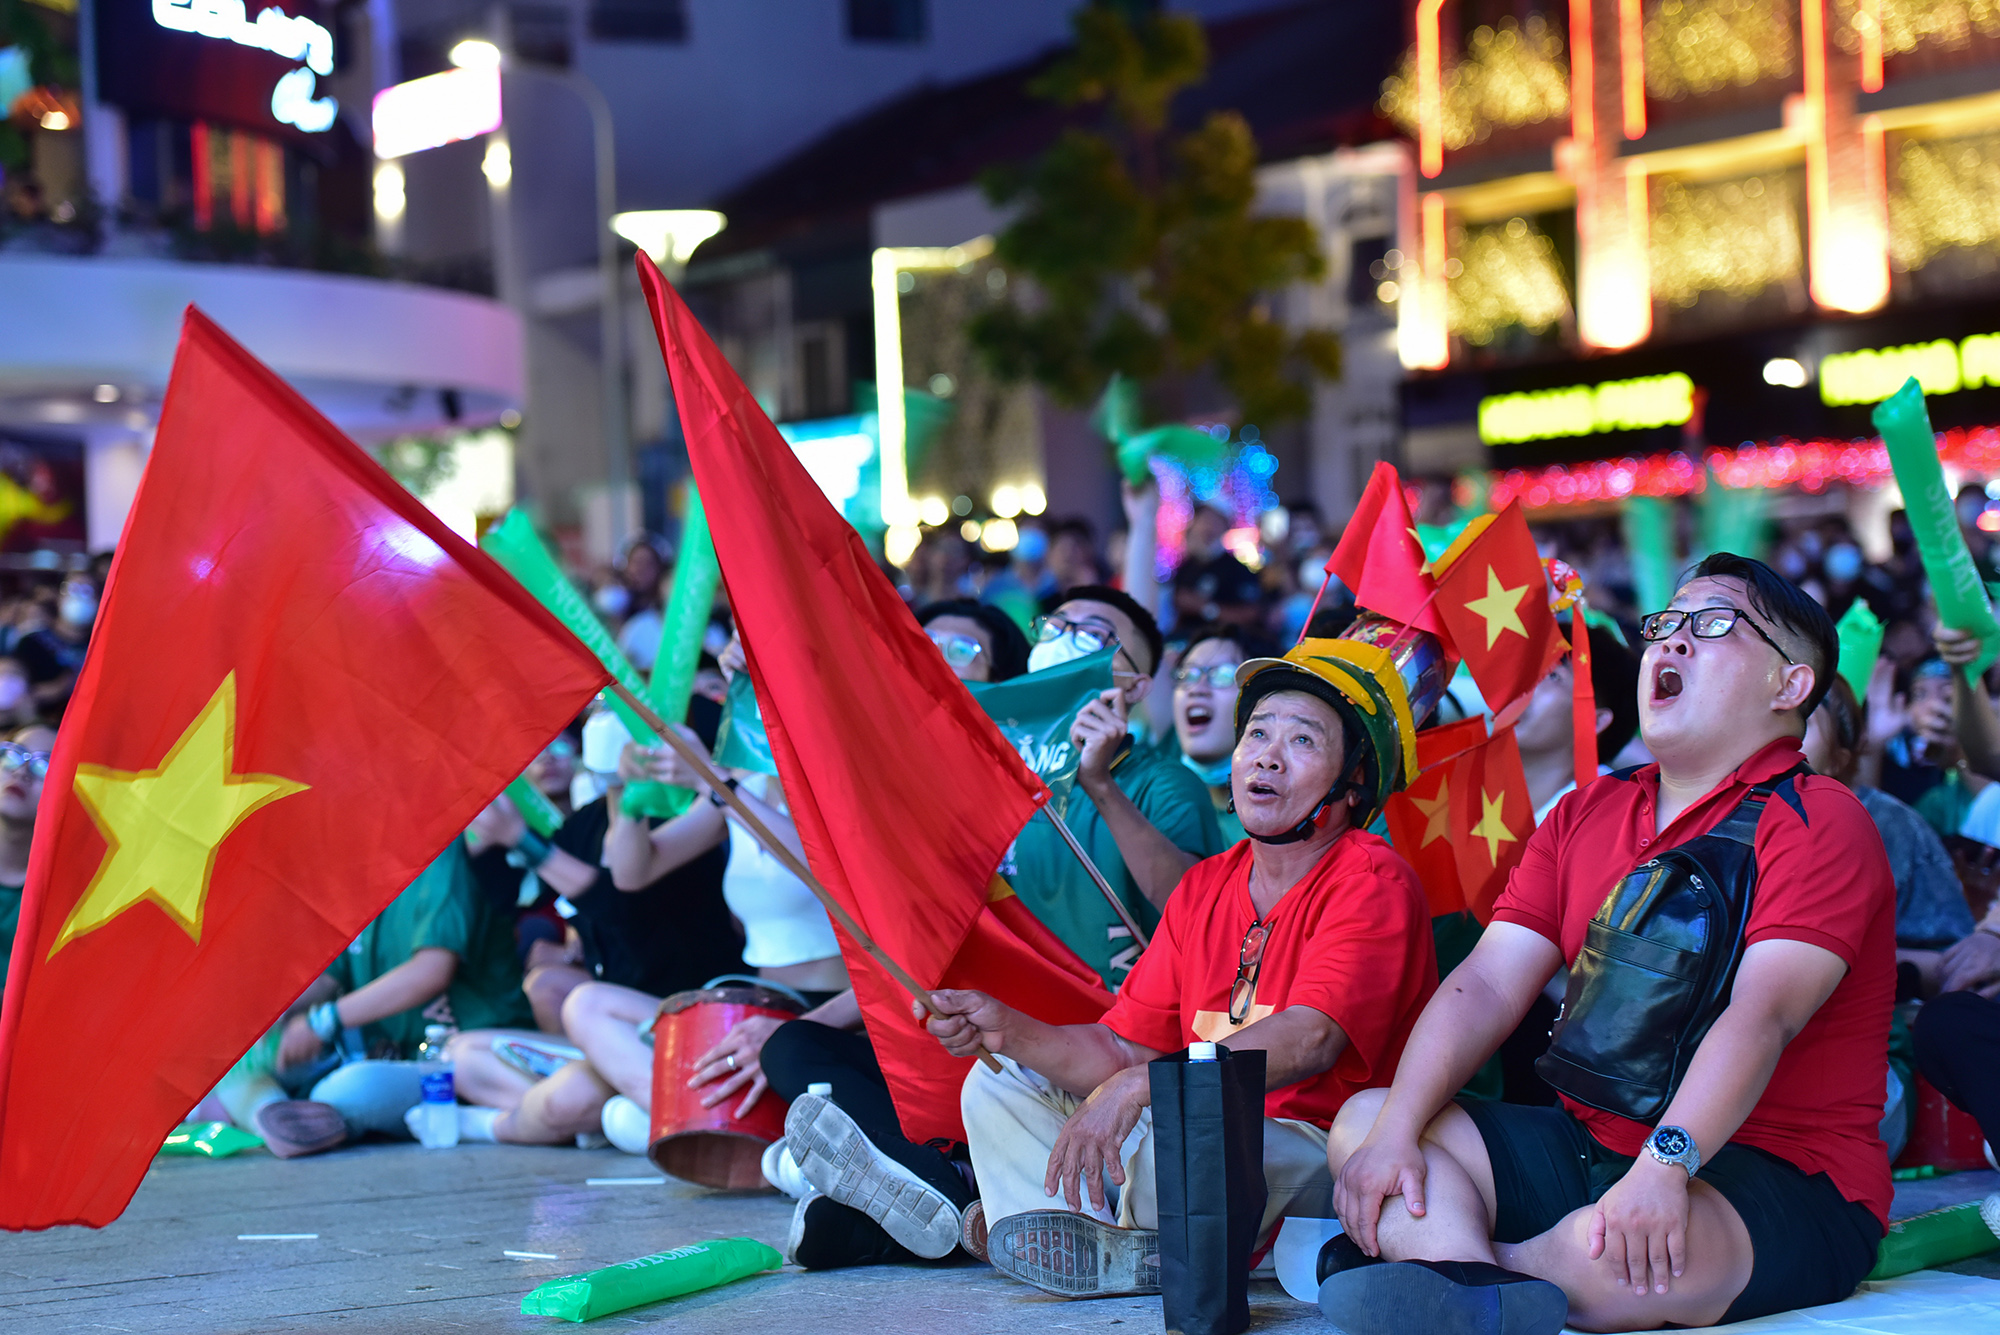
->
xmin=0 ymin=675 xmax=25 ymax=711
xmin=1027 ymin=632 xmax=1095 ymax=675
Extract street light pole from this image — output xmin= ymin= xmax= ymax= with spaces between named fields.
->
xmin=481 ymin=21 xmax=631 ymax=559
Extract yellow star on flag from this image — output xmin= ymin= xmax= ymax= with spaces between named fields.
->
xmin=1468 ymin=787 xmax=1518 ymax=866
xmin=52 ymin=674 xmax=308 ymax=956
xmin=1411 ymin=776 xmax=1450 ymax=846
xmin=1463 ymin=565 xmax=1531 ymax=650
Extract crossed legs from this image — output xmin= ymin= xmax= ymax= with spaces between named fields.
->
xmin=1326 ymin=1090 xmax=1754 ymax=1331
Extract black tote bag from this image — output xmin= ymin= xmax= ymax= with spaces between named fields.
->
xmin=1150 ymin=1044 xmax=1266 ymax=1335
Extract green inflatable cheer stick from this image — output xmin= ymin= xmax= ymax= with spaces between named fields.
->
xmin=1622 ymin=495 xmax=1679 ymax=618
xmin=505 ymin=776 xmax=565 ymax=839
xmin=1876 ymin=378 xmax=2000 ymax=679
xmin=623 ymin=488 xmax=720 ymax=819
xmin=160 ymin=1122 xmax=264 ymax=1158
xmin=520 ymin=1237 xmax=782 ymax=1321
xmin=479 ymin=510 xmax=662 ymax=748
xmin=1835 ymin=600 xmax=1884 ymax=703
xmin=1117 ymin=423 xmax=1231 ymax=488
xmin=1865 ymin=1193 xmax=2000 ymax=1279
xmin=1092 ymin=373 xmax=1143 ymax=449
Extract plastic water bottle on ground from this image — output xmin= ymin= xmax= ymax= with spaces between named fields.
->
xmin=414 ymin=1024 xmax=460 ymax=1148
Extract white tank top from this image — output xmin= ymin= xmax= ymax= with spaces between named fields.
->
xmin=722 ymin=777 xmax=840 ymax=968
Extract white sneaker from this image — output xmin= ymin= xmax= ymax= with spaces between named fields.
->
xmin=762 ymin=1139 xmax=810 ymax=1199
xmin=600 ymin=1095 xmax=652 ymax=1155
xmin=1985 ymin=1139 xmax=1997 ymax=1172
xmin=783 ymin=1188 xmax=822 ymax=1266
xmin=785 ymin=1090 xmax=962 ymax=1259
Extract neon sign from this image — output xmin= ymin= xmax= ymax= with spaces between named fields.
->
xmin=1820 ymin=333 xmax=2000 ymax=406
xmin=1478 ymin=373 xmax=1695 ymax=445
xmin=151 ymin=0 xmax=336 ymax=132
xmin=371 ymin=67 xmax=503 ymax=160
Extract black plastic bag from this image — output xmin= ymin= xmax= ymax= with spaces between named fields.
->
xmin=1150 ymin=1044 xmax=1266 ymax=1335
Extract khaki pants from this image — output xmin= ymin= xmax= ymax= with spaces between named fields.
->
xmin=960 ymin=1056 xmax=1332 ymax=1245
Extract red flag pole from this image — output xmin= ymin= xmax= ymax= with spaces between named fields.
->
xmin=1569 ymin=596 xmax=1599 ymax=795
xmin=609 ymin=682 xmax=1003 ymax=1071
xmin=1040 ymin=807 xmax=1151 ymax=950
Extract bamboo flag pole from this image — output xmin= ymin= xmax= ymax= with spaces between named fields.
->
xmin=607 ymin=681 xmax=1002 ymax=1072
xmin=1040 ymin=806 xmax=1150 ymax=950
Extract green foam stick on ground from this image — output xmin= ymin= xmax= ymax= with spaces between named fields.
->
xmin=623 ymin=487 xmax=721 ymax=820
xmin=1836 ymin=599 xmax=1885 ymax=702
xmin=479 ymin=510 xmax=662 ymax=748
xmin=505 ymin=776 xmax=565 ymax=838
xmin=1865 ymin=1193 xmax=2000 ymax=1280
xmin=520 ymin=1237 xmax=782 ymax=1322
xmin=160 ymin=1122 xmax=264 ymax=1158
xmin=1876 ymin=378 xmax=2000 ymax=679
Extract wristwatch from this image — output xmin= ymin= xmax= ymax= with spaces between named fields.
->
xmin=1645 ymin=1124 xmax=1701 ymax=1178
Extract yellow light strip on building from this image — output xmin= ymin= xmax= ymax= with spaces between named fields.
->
xmin=1478 ymin=372 xmax=1695 ymax=445
xmin=1820 ymin=332 xmax=2000 ymax=405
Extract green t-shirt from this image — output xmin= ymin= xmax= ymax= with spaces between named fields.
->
xmin=1008 ymin=739 xmax=1222 ymax=988
xmin=328 ymin=840 xmax=531 ymax=1057
xmin=0 ymin=882 xmax=19 ymax=995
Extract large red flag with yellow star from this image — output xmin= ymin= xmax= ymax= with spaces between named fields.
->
xmin=0 ymin=309 xmax=610 ymax=1228
xmin=1433 ymin=502 xmax=1565 ymax=718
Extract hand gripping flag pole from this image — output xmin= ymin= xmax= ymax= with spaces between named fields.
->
xmin=608 ymin=682 xmax=1003 ymax=1072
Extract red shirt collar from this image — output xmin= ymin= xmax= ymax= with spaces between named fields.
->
xmin=1624 ymin=735 xmax=1805 ymax=829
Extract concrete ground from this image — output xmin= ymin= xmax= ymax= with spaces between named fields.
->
xmin=0 ymin=1142 xmax=1994 ymax=1334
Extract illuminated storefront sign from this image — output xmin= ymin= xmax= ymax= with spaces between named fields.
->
xmin=1820 ymin=332 xmax=2000 ymax=406
xmin=1478 ymin=373 xmax=1695 ymax=446
xmin=372 ymin=67 xmax=503 ymax=160
xmin=151 ymin=0 xmax=335 ymax=131
xmin=777 ymin=414 xmax=881 ymax=531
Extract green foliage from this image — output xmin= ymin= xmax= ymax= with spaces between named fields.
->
xmin=970 ymin=4 xmax=1340 ymax=429
xmin=0 ymin=0 xmax=81 ymax=89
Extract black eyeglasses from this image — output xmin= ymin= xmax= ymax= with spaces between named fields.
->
xmin=0 ymin=743 xmax=49 ymax=779
xmin=1031 ymin=613 xmax=1121 ymax=656
xmin=1639 ymin=606 xmax=1797 ymax=665
xmin=1227 ymin=919 xmax=1270 ymax=1026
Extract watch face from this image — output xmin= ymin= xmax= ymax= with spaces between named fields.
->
xmin=1653 ymin=1127 xmax=1690 ymax=1157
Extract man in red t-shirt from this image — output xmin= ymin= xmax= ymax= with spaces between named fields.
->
xmin=923 ymin=641 xmax=1438 ymax=1299
xmin=1326 ymin=554 xmax=1894 ymax=1335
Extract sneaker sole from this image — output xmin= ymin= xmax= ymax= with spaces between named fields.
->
xmin=785 ymin=1094 xmax=960 ymax=1259
xmin=987 ymin=1210 xmax=1160 ymax=1297
xmin=1317 ymin=1260 xmax=1567 ymax=1335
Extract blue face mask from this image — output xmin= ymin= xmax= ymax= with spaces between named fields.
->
xmin=1824 ymin=543 xmax=1862 ymax=583
xmin=1014 ymin=529 xmax=1050 ymax=564
xmin=1182 ymin=751 xmax=1233 ymax=788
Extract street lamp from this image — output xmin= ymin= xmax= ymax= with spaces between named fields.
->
xmin=610 ymin=210 xmax=726 ymax=273
xmin=452 ymin=36 xmax=632 ymax=556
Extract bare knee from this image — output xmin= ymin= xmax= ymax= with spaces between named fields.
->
xmin=1327 ymin=1088 xmax=1390 ymax=1172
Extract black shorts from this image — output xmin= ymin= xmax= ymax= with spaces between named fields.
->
xmin=1457 ymin=1099 xmax=1882 ymax=1324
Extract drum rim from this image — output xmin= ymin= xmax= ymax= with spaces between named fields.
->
xmin=658 ymin=985 xmax=808 ymax=1017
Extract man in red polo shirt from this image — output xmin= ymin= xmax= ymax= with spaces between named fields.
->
xmin=1326 ymin=554 xmax=1894 ymax=1335
xmin=922 ymin=639 xmax=1438 ymax=1298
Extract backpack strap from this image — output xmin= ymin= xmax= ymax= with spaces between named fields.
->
xmin=1705 ymin=763 xmax=1809 ymax=846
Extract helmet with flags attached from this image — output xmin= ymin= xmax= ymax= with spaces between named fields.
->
xmin=1233 ymin=614 xmax=1447 ymax=838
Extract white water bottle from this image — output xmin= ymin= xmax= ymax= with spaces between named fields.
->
xmin=415 ymin=1024 xmax=460 ymax=1148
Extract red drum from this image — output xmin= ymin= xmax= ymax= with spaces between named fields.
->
xmin=1895 ymin=1072 xmax=1992 ymax=1174
xmin=648 ymin=985 xmax=804 ymax=1189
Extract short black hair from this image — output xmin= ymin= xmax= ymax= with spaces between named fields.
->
xmin=917 ymin=598 xmax=1032 ymax=682
xmin=1180 ymin=621 xmax=1281 ymax=664
xmin=1683 ymin=552 xmax=1840 ymax=719
xmin=1817 ymin=673 xmax=1863 ymax=755
xmin=1059 ymin=583 xmax=1164 ymax=675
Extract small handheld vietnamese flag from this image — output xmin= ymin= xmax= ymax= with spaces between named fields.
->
xmin=1382 ymin=716 xmax=1490 ymax=919
xmin=1433 ymin=501 xmax=1566 ymax=718
xmin=0 ymin=309 xmax=610 ymax=1229
xmin=1326 ymin=463 xmax=1449 ymax=639
xmin=1448 ymin=725 xmax=1535 ymax=924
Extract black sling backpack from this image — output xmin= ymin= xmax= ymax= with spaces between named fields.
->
xmin=1535 ymin=765 xmax=1807 ymax=1124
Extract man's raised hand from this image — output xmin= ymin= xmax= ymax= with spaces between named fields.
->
xmin=1072 ymin=689 xmax=1128 ymax=790
xmin=917 ymin=988 xmax=1010 ymax=1058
